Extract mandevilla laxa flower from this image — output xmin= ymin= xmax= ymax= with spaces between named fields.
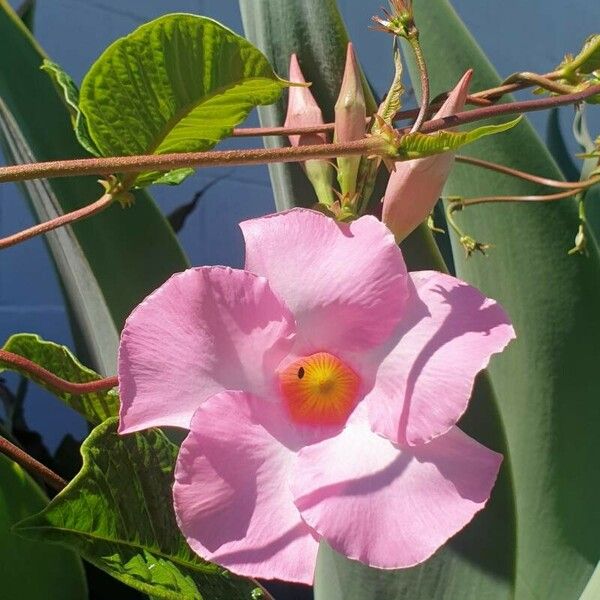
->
xmin=118 ymin=208 xmax=514 ymax=584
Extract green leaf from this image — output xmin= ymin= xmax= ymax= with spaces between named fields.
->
xmin=79 ymin=13 xmax=287 ymax=187
xmin=14 ymin=418 xmax=263 ymax=600
xmin=562 ymin=34 xmax=600 ymax=76
xmin=403 ymin=1 xmax=600 ymax=598
xmin=0 ymin=454 xmax=87 ymax=599
xmin=396 ymin=117 xmax=522 ymax=159
xmin=0 ymin=334 xmax=118 ymax=424
xmin=40 ymin=59 xmax=101 ymax=156
xmin=0 ymin=0 xmax=189 ymax=375
xmin=241 ymin=4 xmax=515 ymax=600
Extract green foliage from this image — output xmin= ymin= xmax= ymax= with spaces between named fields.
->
xmin=396 ymin=117 xmax=522 ymax=159
xmin=0 ymin=334 xmax=118 ymax=424
xmin=0 ymin=454 xmax=87 ymax=599
xmin=561 ymin=34 xmax=600 ymax=77
xmin=14 ymin=418 xmax=262 ymax=600
xmin=40 ymin=59 xmax=100 ymax=156
xmin=579 ymin=562 xmax=600 ymax=600
xmin=79 ymin=13 xmax=287 ymax=187
xmin=404 ymin=1 xmax=600 ymax=598
xmin=0 ymin=0 xmax=189 ymax=374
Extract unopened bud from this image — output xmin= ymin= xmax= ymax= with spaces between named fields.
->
xmin=285 ymin=54 xmax=335 ymax=206
xmin=381 ymin=70 xmax=473 ymax=242
xmin=334 ymin=43 xmax=367 ymax=196
xmin=568 ymin=223 xmax=587 ymax=255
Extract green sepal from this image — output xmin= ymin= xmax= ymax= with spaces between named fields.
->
xmin=394 ymin=117 xmax=522 ymax=160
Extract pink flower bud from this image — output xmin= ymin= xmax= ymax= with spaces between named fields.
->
xmin=285 ymin=54 xmax=327 ymax=147
xmin=335 ymin=43 xmax=367 ymax=196
xmin=382 ymin=70 xmax=473 ymax=242
xmin=285 ymin=54 xmax=335 ymax=206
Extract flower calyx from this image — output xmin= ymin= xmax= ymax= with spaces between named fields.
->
xmin=372 ymin=1 xmax=417 ymax=40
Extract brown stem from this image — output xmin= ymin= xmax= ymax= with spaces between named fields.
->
xmin=502 ymin=72 xmax=575 ymax=95
xmin=409 ymin=36 xmax=430 ymax=133
xmin=0 ymin=84 xmax=598 ymax=186
xmin=417 ymin=84 xmax=600 ymax=134
xmin=0 ymin=435 xmax=67 ymax=491
xmin=0 ymin=349 xmax=118 ymax=395
xmin=455 ymin=155 xmax=600 ymax=190
xmin=471 ymin=70 xmax=563 ymax=101
xmin=0 ymin=192 xmax=114 ymax=250
xmin=229 ymin=70 xmax=562 ymax=138
xmin=0 ymin=139 xmax=380 ymax=184
xmin=454 ymin=188 xmax=583 ymax=209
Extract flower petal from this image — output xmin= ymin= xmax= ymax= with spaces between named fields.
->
xmin=241 ymin=209 xmax=408 ymax=353
xmin=365 ymin=271 xmax=515 ymax=445
xmin=118 ymin=267 xmax=295 ymax=433
xmin=292 ymin=423 xmax=502 ymax=569
xmin=173 ymin=391 xmax=319 ymax=584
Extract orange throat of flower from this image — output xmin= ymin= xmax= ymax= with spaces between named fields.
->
xmin=278 ymin=352 xmax=360 ymax=427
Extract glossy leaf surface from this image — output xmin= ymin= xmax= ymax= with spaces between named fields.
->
xmin=15 ymin=418 xmax=263 ymax=600
xmin=80 ymin=13 xmax=287 ymax=187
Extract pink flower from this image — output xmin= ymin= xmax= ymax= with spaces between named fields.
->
xmin=118 ymin=208 xmax=514 ymax=584
xmin=382 ymin=70 xmax=473 ymax=241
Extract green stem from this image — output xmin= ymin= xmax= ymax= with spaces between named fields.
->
xmin=408 ymin=35 xmax=430 ymax=133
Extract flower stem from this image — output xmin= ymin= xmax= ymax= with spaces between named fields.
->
xmin=0 ymin=85 xmax=598 ymax=186
xmin=0 ymin=349 xmax=118 ymax=395
xmin=0 ymin=192 xmax=114 ymax=250
xmin=0 ymin=435 xmax=67 ymax=491
xmin=455 ymin=155 xmax=600 ymax=190
xmin=455 ymin=188 xmax=583 ymax=209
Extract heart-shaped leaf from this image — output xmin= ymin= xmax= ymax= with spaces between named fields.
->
xmin=14 ymin=418 xmax=264 ymax=600
xmin=79 ymin=13 xmax=287 ymax=187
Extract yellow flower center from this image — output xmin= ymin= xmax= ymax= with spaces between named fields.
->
xmin=278 ymin=352 xmax=360 ymax=426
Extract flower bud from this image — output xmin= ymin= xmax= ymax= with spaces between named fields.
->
xmin=334 ymin=43 xmax=367 ymax=197
xmin=285 ymin=54 xmax=335 ymax=206
xmin=381 ymin=70 xmax=473 ymax=242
